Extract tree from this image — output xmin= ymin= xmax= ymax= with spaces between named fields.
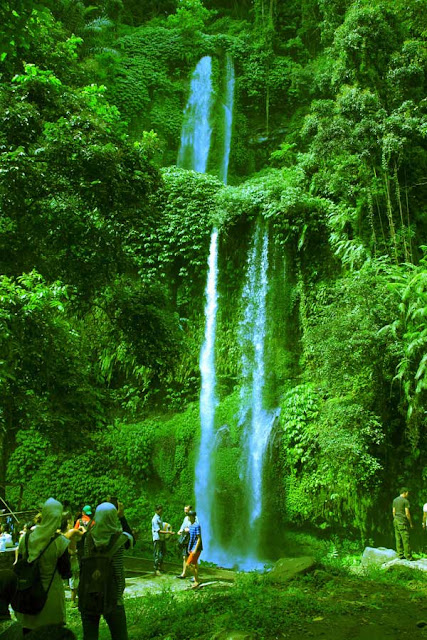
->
xmin=0 ymin=67 xmax=162 ymax=300
xmin=0 ymin=272 xmax=101 ymax=492
xmin=382 ymin=250 xmax=427 ymax=448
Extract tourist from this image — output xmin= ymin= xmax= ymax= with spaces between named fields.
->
xmin=392 ymin=487 xmax=414 ymax=560
xmin=151 ymin=505 xmax=175 ymax=576
xmin=105 ymin=498 xmax=135 ymax=549
xmin=79 ymin=502 xmax=133 ymax=640
xmin=74 ymin=506 xmax=93 ymax=531
xmin=0 ymin=525 xmax=13 ymax=550
xmin=14 ymin=498 xmax=82 ymax=634
xmin=176 ymin=505 xmax=197 ymax=579
xmin=74 ymin=505 xmax=93 ymax=569
xmin=0 ymin=570 xmax=22 ymax=639
xmin=59 ymin=513 xmax=79 ymax=609
xmin=184 ymin=510 xmax=202 ymax=589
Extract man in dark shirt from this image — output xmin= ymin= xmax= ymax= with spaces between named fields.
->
xmin=392 ymin=487 xmax=414 ymax=560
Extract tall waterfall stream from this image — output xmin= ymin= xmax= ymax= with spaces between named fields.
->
xmin=178 ymin=55 xmax=277 ymax=569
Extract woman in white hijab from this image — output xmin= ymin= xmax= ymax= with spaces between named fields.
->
xmin=15 ymin=498 xmax=76 ymax=633
xmin=80 ymin=502 xmax=133 ymax=640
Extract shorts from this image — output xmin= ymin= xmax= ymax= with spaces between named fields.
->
xmin=186 ymin=550 xmax=201 ymax=565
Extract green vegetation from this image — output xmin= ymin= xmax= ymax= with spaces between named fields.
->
xmin=1 ymin=0 xmax=427 ymax=550
xmin=63 ymin=539 xmax=427 ymax=639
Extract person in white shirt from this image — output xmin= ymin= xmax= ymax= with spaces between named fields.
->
xmin=151 ymin=505 xmax=175 ymax=576
xmin=0 ymin=525 xmax=13 ymax=549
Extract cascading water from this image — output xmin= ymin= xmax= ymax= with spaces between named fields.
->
xmin=177 ymin=54 xmax=280 ymax=569
xmin=177 ymin=56 xmax=213 ymax=173
xmin=177 ymin=55 xmax=217 ymax=554
xmin=237 ymin=223 xmax=276 ymax=566
xmin=191 ymin=54 xmax=234 ymax=562
xmin=219 ymin=53 xmax=235 ymax=185
xmin=178 ymin=55 xmax=280 ymax=566
xmin=195 ymin=229 xmax=219 ymax=558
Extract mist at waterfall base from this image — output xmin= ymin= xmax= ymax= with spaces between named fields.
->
xmin=177 ymin=55 xmax=280 ymax=571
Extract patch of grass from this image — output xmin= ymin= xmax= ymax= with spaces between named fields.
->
xmin=67 ymin=573 xmax=325 ymax=640
xmin=66 ymin=546 xmax=427 ymax=640
xmin=362 ymin=562 xmax=427 ymax=589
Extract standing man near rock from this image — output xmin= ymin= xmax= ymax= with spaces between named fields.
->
xmin=392 ymin=487 xmax=414 ymax=560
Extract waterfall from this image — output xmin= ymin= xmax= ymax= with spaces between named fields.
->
xmin=177 ymin=56 xmax=213 ymax=173
xmin=194 ymin=55 xmax=234 ymax=562
xmin=177 ymin=53 xmax=235 ymax=563
xmin=177 ymin=55 xmax=217 ymax=553
xmin=238 ymin=223 xmax=275 ymax=562
xmin=219 ymin=53 xmax=235 ymax=185
xmin=176 ymin=54 xmax=277 ymax=569
xmin=195 ymin=229 xmax=219 ymax=557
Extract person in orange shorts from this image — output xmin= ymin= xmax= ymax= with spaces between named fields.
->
xmin=184 ymin=511 xmax=202 ymax=588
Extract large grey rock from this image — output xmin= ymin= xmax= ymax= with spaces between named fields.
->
xmin=361 ymin=546 xmax=398 ymax=566
xmin=383 ymin=557 xmax=427 ymax=572
xmin=360 ymin=547 xmax=427 ymax=572
xmin=264 ymin=556 xmax=316 ymax=583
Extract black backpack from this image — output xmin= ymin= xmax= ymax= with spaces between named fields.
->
xmin=78 ymin=531 xmax=127 ymax=616
xmin=11 ymin=531 xmax=57 ymax=615
xmin=76 ymin=518 xmax=93 ymax=563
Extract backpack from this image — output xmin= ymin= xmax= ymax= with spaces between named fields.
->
xmin=76 ymin=517 xmax=93 ymax=562
xmin=78 ymin=531 xmax=127 ymax=616
xmin=11 ymin=531 xmax=57 ymax=615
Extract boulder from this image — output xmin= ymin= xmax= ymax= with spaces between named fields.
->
xmin=264 ymin=556 xmax=316 ymax=584
xmin=383 ymin=557 xmax=427 ymax=572
xmin=360 ymin=547 xmax=427 ymax=572
xmin=361 ymin=547 xmax=398 ymax=566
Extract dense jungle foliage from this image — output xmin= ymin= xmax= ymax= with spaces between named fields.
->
xmin=1 ymin=0 xmax=427 ymax=548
